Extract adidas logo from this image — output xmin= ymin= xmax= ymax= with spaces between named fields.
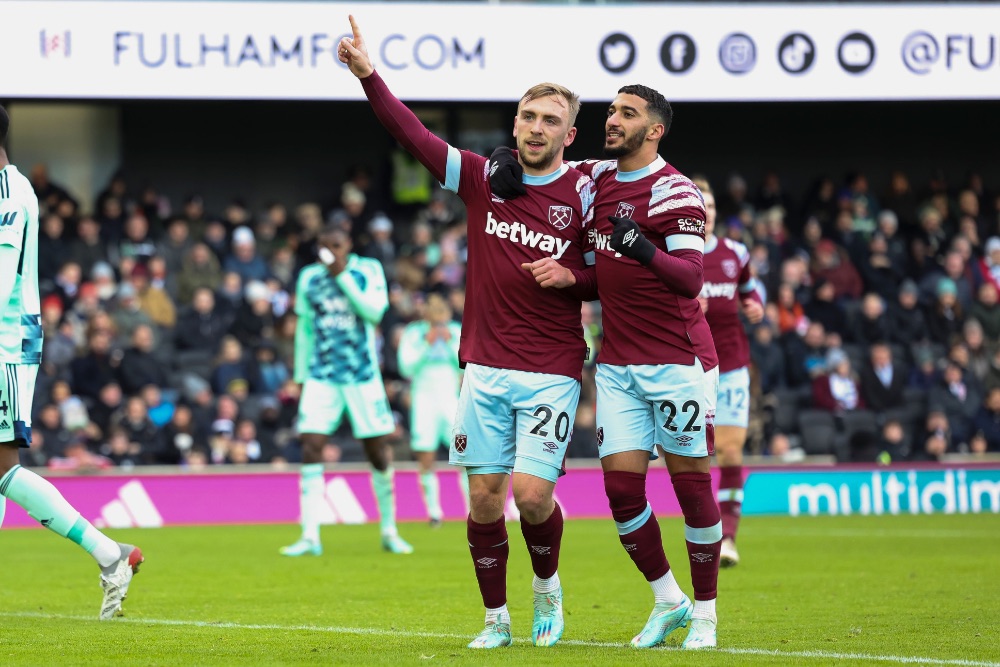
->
xmin=530 ymin=546 xmax=551 ymax=555
xmin=0 ymin=420 xmax=8 ymax=430
xmin=315 ymin=476 xmax=368 ymax=525
xmin=40 ymin=518 xmax=52 ymax=527
xmin=691 ymin=552 xmax=714 ymax=563
xmin=476 ymin=557 xmax=498 ymax=568
xmin=623 ymin=543 xmax=638 ymax=552
xmin=93 ymin=480 xmax=163 ymax=529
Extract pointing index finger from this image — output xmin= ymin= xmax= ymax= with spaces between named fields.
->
xmin=349 ymin=14 xmax=365 ymax=47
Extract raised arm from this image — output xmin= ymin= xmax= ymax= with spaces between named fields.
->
xmin=337 ymin=256 xmax=389 ymax=325
xmin=339 ymin=15 xmax=449 ymax=183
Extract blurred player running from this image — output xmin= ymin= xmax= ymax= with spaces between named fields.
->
xmin=281 ymin=224 xmax=413 ymax=557
xmin=397 ymin=293 xmax=469 ymax=525
xmin=695 ymin=179 xmax=764 ymax=568
xmin=340 ymin=15 xmax=596 ymax=649
xmin=0 ymin=104 xmax=143 ymax=620
xmin=490 ymin=85 xmax=722 ymax=649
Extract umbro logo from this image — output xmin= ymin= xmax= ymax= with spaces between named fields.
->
xmin=691 ymin=553 xmax=714 ymax=563
xmin=676 ymin=434 xmax=694 ymax=444
xmin=623 ymin=543 xmax=638 ymax=552
xmin=476 ymin=557 xmax=498 ymax=567
xmin=622 ymin=229 xmax=638 ymax=247
xmin=491 ymin=195 xmax=506 ymax=204
xmin=530 ymin=546 xmax=551 ymax=555
xmin=541 ymin=441 xmax=558 ymax=455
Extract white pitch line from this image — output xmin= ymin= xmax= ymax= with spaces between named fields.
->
xmin=750 ymin=529 xmax=999 ymax=539
xmin=2 ymin=611 xmax=998 ymax=667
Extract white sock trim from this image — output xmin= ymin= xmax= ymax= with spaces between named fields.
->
xmin=650 ymin=569 xmax=685 ymax=604
xmin=485 ymin=604 xmax=510 ymax=625
xmin=693 ymin=598 xmax=717 ymax=622
xmin=532 ymin=572 xmax=560 ymax=594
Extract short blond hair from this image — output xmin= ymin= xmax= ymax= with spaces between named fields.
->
xmin=519 ymin=83 xmax=581 ymax=126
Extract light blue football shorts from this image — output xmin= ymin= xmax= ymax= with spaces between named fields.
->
xmin=298 ymin=377 xmax=395 ymax=440
xmin=715 ymin=366 xmax=750 ymax=429
xmin=596 ymin=359 xmax=719 ymax=459
xmin=449 ymin=363 xmax=581 ymax=483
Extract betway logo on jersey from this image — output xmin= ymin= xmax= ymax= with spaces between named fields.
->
xmin=702 ymin=282 xmax=737 ymax=299
xmin=485 ymin=212 xmax=570 ymax=259
xmin=587 ymin=227 xmax=622 ymax=257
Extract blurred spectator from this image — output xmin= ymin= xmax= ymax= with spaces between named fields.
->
xmin=182 ymin=194 xmax=209 ymax=240
xmin=860 ymin=232 xmax=905 ymax=301
xmin=962 ymin=318 xmax=994 ymax=383
xmin=176 ymin=287 xmax=227 ymax=355
xmin=211 ymin=335 xmax=261 ymax=396
xmin=970 ymin=282 xmax=1000 ymax=340
xmin=38 ymin=214 xmax=70 ymax=283
xmin=90 ymin=261 xmax=118 ymax=302
xmin=784 ymin=321 xmax=829 ymax=387
xmin=178 ymin=242 xmax=223 ymax=305
xmin=810 ymin=239 xmax=863 ymax=302
xmin=920 ymin=250 xmax=974 ymax=311
xmin=860 ymin=342 xmax=907 ymax=412
xmin=114 ymin=396 xmax=160 ymax=463
xmin=362 ymin=213 xmax=398 ymax=282
xmin=88 ymin=381 xmax=124 ymax=439
xmin=881 ymin=171 xmax=917 ymax=227
xmin=918 ymin=410 xmax=953 ymax=461
xmin=113 ymin=212 xmax=157 ymax=266
xmin=118 ymin=324 xmax=169 ymax=394
xmin=925 ymin=278 xmax=965 ymax=346
xmin=750 ymin=324 xmax=785 ymax=394
xmin=141 ymin=384 xmax=176 ymax=428
xmin=812 ymin=348 xmax=864 ymax=413
xmin=34 ymin=403 xmax=74 ymax=459
xmin=875 ymin=419 xmax=912 ymax=463
xmin=775 ymin=282 xmax=808 ymax=336
xmin=50 ymin=261 xmax=82 ymax=311
xmin=229 ymin=280 xmax=275 ymax=350
xmin=255 ymin=342 xmax=289 ymax=394
xmin=70 ymin=330 xmax=120 ymax=401
xmin=131 ymin=262 xmax=176 ymax=329
xmin=102 ymin=427 xmax=143 ymax=468
xmin=159 ymin=404 xmax=208 ymax=464
xmin=971 ymin=387 xmax=1000 ymax=454
xmin=158 ymin=217 xmax=194 ymax=277
xmin=887 ymin=279 xmax=928 ymax=348
xmin=70 ymin=216 xmax=107 ymax=278
xmin=112 ymin=282 xmax=157 ymax=346
xmin=908 ymin=345 xmax=940 ymax=391
xmin=802 ymin=279 xmax=842 ymax=339
xmin=224 ymin=226 xmax=270 ymax=283
xmin=929 ymin=361 xmax=981 ymax=448
xmin=850 ymin=293 xmax=891 ymax=345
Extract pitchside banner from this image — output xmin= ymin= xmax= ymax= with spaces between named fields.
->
xmin=3 ymin=465 xmax=998 ymax=529
xmin=744 ymin=467 xmax=1000 ymax=517
xmin=0 ymin=1 xmax=998 ymax=101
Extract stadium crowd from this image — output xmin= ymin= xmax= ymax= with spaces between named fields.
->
xmin=19 ymin=161 xmax=1000 ymax=471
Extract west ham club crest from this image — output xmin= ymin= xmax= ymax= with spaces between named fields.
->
xmin=549 ymin=205 xmax=572 ymax=230
xmin=615 ymin=202 xmax=636 ymax=219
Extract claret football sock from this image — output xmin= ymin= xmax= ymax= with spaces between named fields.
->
xmin=718 ymin=465 xmax=744 ymax=541
xmin=605 ymin=470 xmax=671 ymax=583
xmin=672 ymin=471 xmax=723 ymax=602
xmin=520 ymin=502 xmax=563 ymax=580
xmin=468 ymin=515 xmax=509 ymax=609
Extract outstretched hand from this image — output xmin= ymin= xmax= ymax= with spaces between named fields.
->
xmin=338 ymin=15 xmax=375 ymax=78
xmin=488 ymin=146 xmax=525 ymax=199
xmin=608 ymin=216 xmax=656 ymax=266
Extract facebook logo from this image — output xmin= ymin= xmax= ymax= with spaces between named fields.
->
xmin=660 ymin=34 xmax=696 ymax=74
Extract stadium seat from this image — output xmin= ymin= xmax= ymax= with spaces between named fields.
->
xmin=796 ymin=409 xmax=837 ymax=455
xmin=837 ymin=409 xmax=879 ymax=441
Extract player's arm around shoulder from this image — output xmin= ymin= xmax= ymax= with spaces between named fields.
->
xmin=335 ymin=254 xmax=389 ymax=324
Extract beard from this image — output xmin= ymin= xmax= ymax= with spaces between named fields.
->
xmin=603 ymin=127 xmax=646 ymax=157
xmin=517 ymin=138 xmax=561 ymax=171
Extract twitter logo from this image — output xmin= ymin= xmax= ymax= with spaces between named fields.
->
xmin=600 ymin=33 xmax=636 ymax=74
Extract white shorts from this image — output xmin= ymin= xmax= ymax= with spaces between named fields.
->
xmin=297 ymin=377 xmax=394 ymax=440
xmin=0 ymin=363 xmax=37 ymax=446
xmin=596 ymin=359 xmax=719 ymax=459
xmin=410 ymin=392 xmax=458 ymax=452
xmin=715 ymin=367 xmax=750 ymax=429
xmin=449 ymin=363 xmax=581 ymax=483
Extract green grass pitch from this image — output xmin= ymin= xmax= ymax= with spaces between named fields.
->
xmin=3 ymin=514 xmax=999 ymax=666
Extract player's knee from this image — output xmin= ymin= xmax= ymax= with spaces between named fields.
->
xmin=468 ymin=482 xmax=505 ymax=520
xmin=604 ymin=470 xmax=648 ymax=523
xmin=513 ymin=487 xmax=552 ymax=523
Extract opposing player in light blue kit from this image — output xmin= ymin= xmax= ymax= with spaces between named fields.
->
xmin=0 ymin=104 xmax=143 ymax=619
xmin=398 ymin=293 xmax=469 ymax=525
xmin=281 ymin=223 xmax=413 ymax=556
